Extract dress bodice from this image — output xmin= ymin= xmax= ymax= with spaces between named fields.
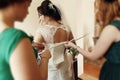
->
xmin=104 ymin=41 xmax=120 ymax=63
xmin=35 ymin=24 xmax=73 ymax=80
xmin=104 ymin=20 xmax=120 ymax=63
xmin=100 ymin=20 xmax=120 ymax=80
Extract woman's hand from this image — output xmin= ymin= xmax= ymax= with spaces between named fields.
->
xmin=64 ymin=41 xmax=77 ymax=49
xmin=41 ymin=49 xmax=51 ymax=60
xmin=32 ymin=42 xmax=45 ymax=52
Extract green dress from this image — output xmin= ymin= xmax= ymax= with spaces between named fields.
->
xmin=0 ymin=28 xmax=37 ymax=80
xmin=100 ymin=20 xmax=120 ymax=80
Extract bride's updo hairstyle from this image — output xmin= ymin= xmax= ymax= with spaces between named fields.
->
xmin=37 ymin=0 xmax=61 ymax=21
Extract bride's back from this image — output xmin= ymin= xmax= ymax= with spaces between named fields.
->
xmin=54 ymin=27 xmax=67 ymax=43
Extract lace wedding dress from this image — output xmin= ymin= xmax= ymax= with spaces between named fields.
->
xmin=35 ymin=25 xmax=74 ymax=80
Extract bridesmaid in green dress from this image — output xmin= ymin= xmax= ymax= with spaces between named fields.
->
xmin=65 ymin=0 xmax=120 ymax=80
xmin=0 ymin=0 xmax=51 ymax=80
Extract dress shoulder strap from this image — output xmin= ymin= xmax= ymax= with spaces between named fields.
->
xmin=109 ymin=20 xmax=120 ymax=30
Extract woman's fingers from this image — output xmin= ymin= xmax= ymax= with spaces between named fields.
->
xmin=41 ymin=49 xmax=51 ymax=59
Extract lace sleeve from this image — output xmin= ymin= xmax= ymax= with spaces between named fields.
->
xmin=34 ymin=26 xmax=54 ymax=43
xmin=33 ymin=27 xmax=46 ymax=43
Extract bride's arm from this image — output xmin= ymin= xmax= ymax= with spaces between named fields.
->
xmin=33 ymin=33 xmax=45 ymax=52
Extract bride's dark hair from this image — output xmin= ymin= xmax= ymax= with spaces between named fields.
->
xmin=105 ymin=0 xmax=117 ymax=3
xmin=37 ymin=0 xmax=61 ymax=21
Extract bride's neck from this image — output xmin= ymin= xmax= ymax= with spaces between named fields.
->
xmin=46 ymin=19 xmax=62 ymax=27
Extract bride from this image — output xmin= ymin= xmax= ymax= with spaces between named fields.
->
xmin=33 ymin=0 xmax=75 ymax=80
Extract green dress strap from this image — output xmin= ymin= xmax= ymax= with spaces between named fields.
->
xmin=109 ymin=20 xmax=120 ymax=30
xmin=0 ymin=28 xmax=30 ymax=63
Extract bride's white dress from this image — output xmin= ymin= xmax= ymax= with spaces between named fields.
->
xmin=35 ymin=25 xmax=74 ymax=80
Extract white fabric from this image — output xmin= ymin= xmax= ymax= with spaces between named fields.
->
xmin=36 ymin=25 xmax=74 ymax=80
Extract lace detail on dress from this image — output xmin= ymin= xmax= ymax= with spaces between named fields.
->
xmin=36 ymin=25 xmax=70 ymax=44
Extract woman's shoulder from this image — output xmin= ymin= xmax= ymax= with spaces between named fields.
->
xmin=1 ymin=28 xmax=28 ymax=38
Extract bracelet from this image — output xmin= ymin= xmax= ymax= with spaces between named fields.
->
xmin=41 ymin=56 xmax=49 ymax=59
xmin=75 ymin=46 xmax=79 ymax=50
xmin=41 ymin=56 xmax=49 ymax=61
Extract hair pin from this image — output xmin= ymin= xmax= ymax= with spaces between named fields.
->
xmin=48 ymin=3 xmax=54 ymax=9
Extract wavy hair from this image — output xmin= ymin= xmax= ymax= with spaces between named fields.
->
xmin=95 ymin=0 xmax=120 ymax=28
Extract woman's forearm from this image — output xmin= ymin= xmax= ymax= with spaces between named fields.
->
xmin=39 ymin=57 xmax=49 ymax=80
xmin=75 ymin=46 xmax=98 ymax=61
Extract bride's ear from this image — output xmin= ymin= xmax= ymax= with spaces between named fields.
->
xmin=39 ymin=15 xmax=45 ymax=24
